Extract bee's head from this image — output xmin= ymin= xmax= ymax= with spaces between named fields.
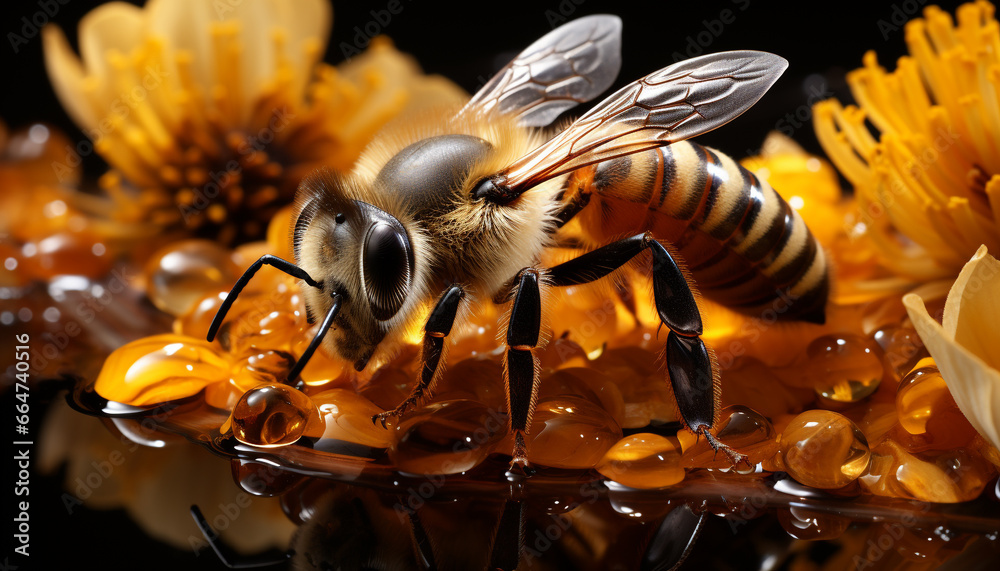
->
xmin=293 ymin=170 xmax=430 ymax=370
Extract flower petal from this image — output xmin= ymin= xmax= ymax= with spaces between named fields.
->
xmin=42 ymin=25 xmax=97 ymax=132
xmin=942 ymin=245 xmax=1000 ymax=371
xmin=904 ymin=293 xmax=1000 ymax=450
xmin=78 ymin=2 xmax=146 ymax=85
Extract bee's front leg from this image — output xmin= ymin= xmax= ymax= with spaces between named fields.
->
xmin=504 ymin=269 xmax=543 ymax=468
xmin=372 ymin=285 xmax=465 ymax=428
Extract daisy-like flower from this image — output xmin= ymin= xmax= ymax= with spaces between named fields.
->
xmin=814 ymin=1 xmax=1000 ymax=281
xmin=44 ymin=0 xmax=465 ymax=245
xmin=904 ymin=245 xmax=1000 ymax=451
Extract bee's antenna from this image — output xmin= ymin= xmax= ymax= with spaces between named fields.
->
xmin=207 ymin=255 xmax=323 ymax=342
xmin=287 ymin=292 xmax=342 ymax=384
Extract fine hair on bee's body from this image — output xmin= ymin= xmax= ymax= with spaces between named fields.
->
xmin=208 ymin=14 xmax=831 ymax=467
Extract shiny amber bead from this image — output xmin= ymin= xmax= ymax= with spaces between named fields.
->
xmin=872 ymin=325 xmax=926 ymax=382
xmin=95 ymin=334 xmax=230 ymax=405
xmin=19 ymin=230 xmax=112 ymax=280
xmin=527 ymin=395 xmax=622 ymax=469
xmin=432 ymin=357 xmax=507 ymax=412
xmin=265 ymin=205 xmax=295 ymax=261
xmin=861 ymin=440 xmax=995 ymax=502
xmin=719 ymin=357 xmax=813 ymax=419
xmin=359 ymin=365 xmax=416 ymax=411
xmin=895 ymin=358 xmax=976 ymax=449
xmin=145 ymin=239 xmax=240 ymax=316
xmin=850 ymin=401 xmax=898 ymax=447
xmin=229 ymin=349 xmax=297 ymax=391
xmin=596 ymin=433 xmax=684 ymax=489
xmin=232 ymin=459 xmax=305 ymax=497
xmin=777 ymin=507 xmax=850 ymax=540
xmin=389 ymin=399 xmax=507 ymax=474
xmin=806 ymin=334 xmax=882 ymax=403
xmin=175 ymin=291 xmax=226 ymax=337
xmin=681 ymin=405 xmax=779 ymax=471
xmin=779 ymin=410 xmax=871 ymax=489
xmin=290 ymin=333 xmax=347 ymax=387
xmin=230 ymin=384 xmax=323 ymax=447
xmin=536 ymin=336 xmax=590 ymax=370
xmin=537 ymin=367 xmax=626 ymax=426
xmin=312 ymin=388 xmax=395 ymax=449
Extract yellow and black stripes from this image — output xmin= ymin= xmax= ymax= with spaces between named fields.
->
xmin=566 ymin=141 xmax=829 ymax=323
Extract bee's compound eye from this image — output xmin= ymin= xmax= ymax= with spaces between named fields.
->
xmin=362 ymin=222 xmax=413 ymax=320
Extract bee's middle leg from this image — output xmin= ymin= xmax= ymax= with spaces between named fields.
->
xmin=372 ymin=285 xmax=465 ymax=428
xmin=504 ymin=269 xmax=543 ymax=468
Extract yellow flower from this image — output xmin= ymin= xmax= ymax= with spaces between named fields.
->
xmin=904 ymin=245 xmax=1000 ymax=450
xmin=814 ymin=1 xmax=1000 ymax=281
xmin=43 ymin=0 xmax=465 ymax=245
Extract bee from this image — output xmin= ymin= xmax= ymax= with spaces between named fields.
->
xmin=208 ymin=15 xmax=829 ymax=467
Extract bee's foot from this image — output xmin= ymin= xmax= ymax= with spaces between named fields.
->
xmin=371 ymin=409 xmax=401 ymax=429
xmin=508 ymin=432 xmax=534 ymax=474
xmin=699 ymin=426 xmax=749 ymax=468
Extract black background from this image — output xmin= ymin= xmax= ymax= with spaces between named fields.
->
xmin=0 ymin=0 xmax=971 ymax=569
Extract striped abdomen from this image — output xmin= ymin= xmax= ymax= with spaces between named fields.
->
xmin=564 ymin=141 xmax=829 ymax=323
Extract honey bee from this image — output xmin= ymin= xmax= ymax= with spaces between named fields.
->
xmin=208 ymin=15 xmax=829 ymax=467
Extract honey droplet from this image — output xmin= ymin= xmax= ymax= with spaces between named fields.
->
xmin=777 ymin=507 xmax=850 ymax=540
xmin=95 ymin=334 xmax=230 ymax=406
xmin=895 ymin=358 xmax=976 ymax=450
xmin=231 ymin=384 xmax=323 ymax=447
xmin=145 ymin=239 xmax=240 ymax=316
xmin=527 ymin=395 xmax=622 ymax=469
xmin=807 ymin=334 xmax=882 ymax=403
xmin=596 ymin=433 xmax=684 ymax=489
xmin=779 ymin=410 xmax=871 ymax=489
xmin=389 ymin=399 xmax=507 ymax=474
xmin=313 ymin=388 xmax=396 ymax=449
xmin=681 ymin=405 xmax=778 ymax=471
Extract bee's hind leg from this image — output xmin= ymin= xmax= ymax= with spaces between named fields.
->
xmin=372 ymin=285 xmax=465 ymax=428
xmin=547 ymin=232 xmax=746 ymax=467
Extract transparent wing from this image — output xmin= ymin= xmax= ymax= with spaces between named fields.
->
xmin=458 ymin=14 xmax=622 ymax=127
xmin=500 ymin=51 xmax=789 ymax=192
